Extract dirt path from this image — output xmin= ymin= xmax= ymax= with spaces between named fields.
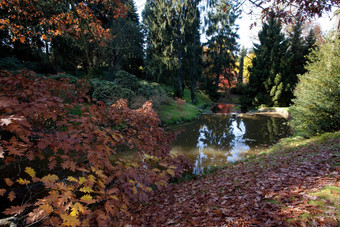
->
xmin=120 ymin=135 xmax=340 ymax=226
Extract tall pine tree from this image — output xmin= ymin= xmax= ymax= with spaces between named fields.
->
xmin=204 ymin=0 xmax=240 ymax=101
xmin=243 ymin=17 xmax=289 ymax=108
xmin=107 ymin=0 xmax=144 ymax=78
xmin=284 ymin=21 xmax=316 ymax=104
xmin=143 ymin=0 xmax=202 ymax=99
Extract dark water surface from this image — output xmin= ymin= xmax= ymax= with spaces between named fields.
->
xmin=171 ymin=114 xmax=291 ymax=174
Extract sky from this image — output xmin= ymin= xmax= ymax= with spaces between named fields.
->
xmin=134 ymin=0 xmax=337 ymax=50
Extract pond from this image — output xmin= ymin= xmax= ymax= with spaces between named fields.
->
xmin=171 ymin=114 xmax=291 ymax=174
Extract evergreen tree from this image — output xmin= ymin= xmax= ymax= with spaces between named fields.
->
xmin=107 ymin=0 xmax=144 ymax=78
xmin=290 ymin=37 xmax=340 ymax=137
xmin=242 ymin=17 xmax=289 ymax=108
xmin=143 ymin=0 xmax=179 ymax=85
xmin=204 ymin=0 xmax=240 ymax=101
xmin=182 ymin=0 xmax=202 ymax=103
xmin=143 ymin=0 xmax=201 ymax=99
xmin=284 ymin=21 xmax=316 ymax=104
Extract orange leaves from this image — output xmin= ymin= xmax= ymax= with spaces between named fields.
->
xmin=0 ymin=188 xmax=6 ymax=196
xmin=41 ymin=174 xmax=59 ymax=187
xmin=4 ymin=178 xmax=14 ymax=187
xmin=61 ymin=160 xmax=77 ymax=172
xmin=8 ymin=191 xmax=16 ymax=202
xmin=7 ymin=145 xmax=25 ymax=156
xmin=39 ymin=204 xmax=53 ymax=215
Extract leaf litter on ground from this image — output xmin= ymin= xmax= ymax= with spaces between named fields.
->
xmin=119 ymin=132 xmax=340 ymax=226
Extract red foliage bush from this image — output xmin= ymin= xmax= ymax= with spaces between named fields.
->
xmin=0 ymin=70 xmax=190 ymax=226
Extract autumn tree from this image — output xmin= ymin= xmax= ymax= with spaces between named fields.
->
xmin=0 ymin=70 xmax=190 ymax=225
xmin=0 ymin=0 xmax=126 ymax=76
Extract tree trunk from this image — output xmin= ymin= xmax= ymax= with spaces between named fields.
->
xmin=214 ymin=41 xmax=223 ymax=92
xmin=175 ymin=23 xmax=183 ymax=98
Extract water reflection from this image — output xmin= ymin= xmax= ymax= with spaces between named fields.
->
xmin=171 ymin=115 xmax=290 ymax=174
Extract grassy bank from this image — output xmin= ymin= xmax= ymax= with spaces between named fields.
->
xmin=120 ymin=131 xmax=340 ymax=226
xmin=156 ymin=88 xmax=214 ymax=125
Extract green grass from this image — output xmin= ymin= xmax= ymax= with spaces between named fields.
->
xmin=157 ymin=101 xmax=201 ymax=125
xmin=156 ymin=88 xmax=213 ymax=126
xmin=308 ymin=186 xmax=340 ymax=222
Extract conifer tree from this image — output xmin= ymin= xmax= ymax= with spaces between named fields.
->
xmin=143 ymin=0 xmax=201 ymax=99
xmin=284 ymin=21 xmax=316 ymax=104
xmin=107 ymin=0 xmax=144 ymax=77
xmin=204 ymin=0 xmax=239 ymax=100
xmin=243 ymin=17 xmax=289 ymax=108
xmin=290 ymin=37 xmax=340 ymax=137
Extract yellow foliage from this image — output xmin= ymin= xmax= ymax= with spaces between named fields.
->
xmin=39 ymin=204 xmax=53 ymax=214
xmin=109 ymin=195 xmax=119 ymax=200
xmin=78 ymin=177 xmax=87 ymax=185
xmin=67 ymin=176 xmax=78 ymax=183
xmin=80 ymin=194 xmax=95 ymax=204
xmin=25 ymin=167 xmax=36 ymax=178
xmin=166 ymin=169 xmax=175 ymax=177
xmin=16 ymin=178 xmax=30 ymax=185
xmin=79 ymin=186 xmax=94 ymax=193
xmin=243 ymin=53 xmax=255 ymax=83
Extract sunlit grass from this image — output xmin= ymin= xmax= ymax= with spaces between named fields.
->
xmin=157 ymin=100 xmax=201 ymax=125
xmin=308 ymin=186 xmax=340 ymax=221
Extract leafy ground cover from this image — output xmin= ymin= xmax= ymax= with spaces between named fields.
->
xmin=119 ymin=132 xmax=340 ymax=226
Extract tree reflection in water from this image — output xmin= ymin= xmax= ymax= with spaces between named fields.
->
xmin=171 ymin=115 xmax=290 ymax=174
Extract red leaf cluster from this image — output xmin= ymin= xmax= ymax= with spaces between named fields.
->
xmin=0 ymin=70 xmax=189 ymax=225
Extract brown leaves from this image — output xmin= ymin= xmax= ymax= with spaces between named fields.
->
xmin=117 ymin=136 xmax=340 ymax=226
xmin=3 ymin=204 xmax=30 ymax=216
xmin=8 ymin=191 xmax=16 ymax=202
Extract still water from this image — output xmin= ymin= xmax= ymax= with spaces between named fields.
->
xmin=171 ymin=114 xmax=291 ymax=174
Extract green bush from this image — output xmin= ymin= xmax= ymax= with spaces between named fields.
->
xmin=113 ymin=70 xmax=140 ymax=91
xmin=137 ymin=80 xmax=167 ymax=98
xmin=48 ymin=73 xmax=79 ymax=84
xmin=92 ymin=80 xmax=135 ymax=104
xmin=290 ymin=36 xmax=340 ymax=137
xmin=0 ymin=57 xmax=23 ymax=70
